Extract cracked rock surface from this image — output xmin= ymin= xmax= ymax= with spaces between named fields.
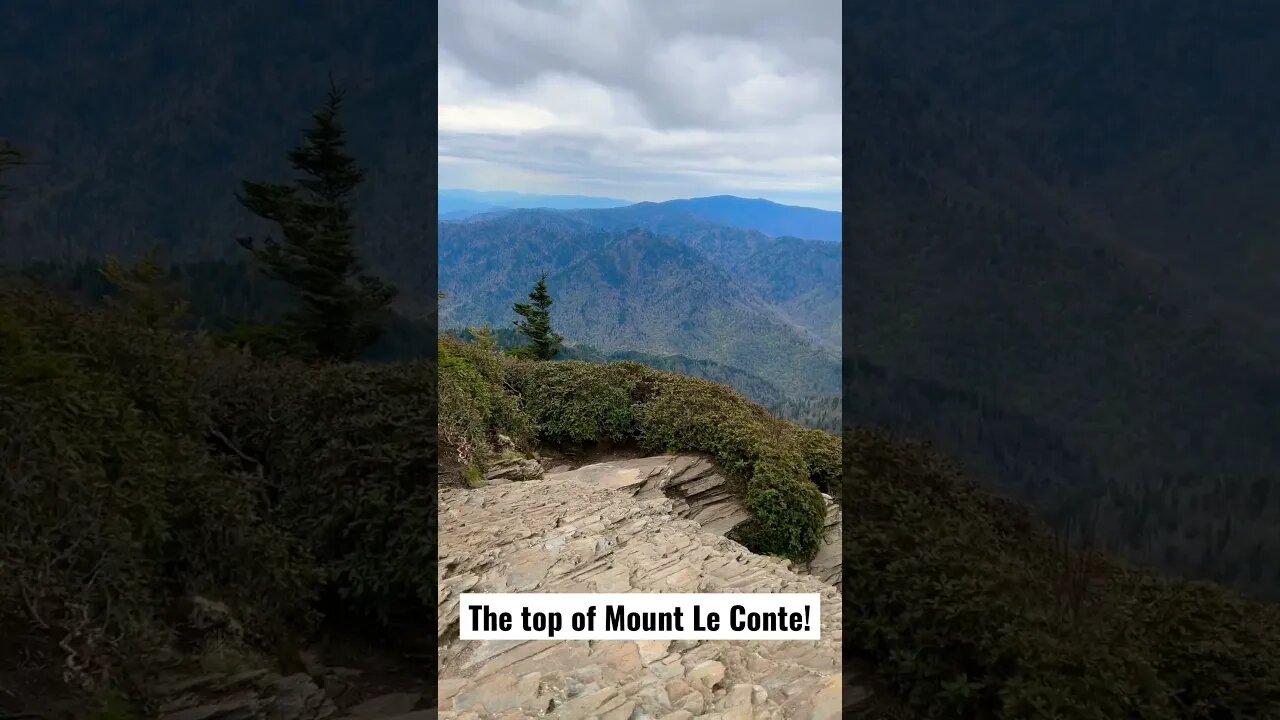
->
xmin=438 ymin=455 xmax=858 ymax=719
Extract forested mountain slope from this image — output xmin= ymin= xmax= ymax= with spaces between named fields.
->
xmin=568 ymin=204 xmax=841 ymax=349
xmin=844 ymin=19 xmax=1280 ymax=596
xmin=850 ymin=0 xmax=1280 ymax=325
xmin=439 ymin=212 xmax=840 ymax=399
xmin=640 ymin=195 xmax=841 ymax=242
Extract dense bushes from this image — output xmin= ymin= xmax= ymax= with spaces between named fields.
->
xmin=15 ymin=286 xmax=1280 ymax=718
xmin=0 ymin=288 xmax=317 ymax=692
xmin=438 ymin=341 xmax=834 ymax=561
xmin=505 ymin=357 xmax=830 ymax=562
xmin=794 ymin=426 xmax=840 ymax=496
xmin=207 ymin=356 xmax=438 ymax=626
xmin=2 ymin=290 xmax=831 ymax=701
xmin=846 ymin=428 xmax=1280 ymax=719
xmin=1 ymin=286 xmax=440 ymax=701
xmin=438 ymin=334 xmax=530 ymax=470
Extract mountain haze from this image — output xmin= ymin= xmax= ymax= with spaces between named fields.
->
xmin=647 ymin=196 xmax=841 ymax=242
xmin=438 ymin=209 xmax=840 ymax=399
xmin=437 ymin=189 xmax=632 ymax=218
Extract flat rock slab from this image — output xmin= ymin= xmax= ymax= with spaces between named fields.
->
xmin=540 ymin=454 xmax=841 ymax=587
xmin=438 ymin=456 xmax=862 ymax=719
xmin=152 ymin=671 xmax=336 ymax=720
xmin=347 ymin=692 xmax=423 ymax=716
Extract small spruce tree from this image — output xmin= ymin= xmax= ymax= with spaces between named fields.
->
xmin=235 ymin=82 xmax=396 ymax=361
xmin=512 ymin=274 xmax=563 ymax=360
xmin=99 ymin=247 xmax=188 ymax=329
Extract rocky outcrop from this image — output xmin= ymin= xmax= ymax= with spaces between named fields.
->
xmin=803 ymin=499 xmax=841 ymax=586
xmin=542 ymin=455 xmax=841 ymax=586
xmin=485 ymin=457 xmax=545 ymax=485
xmin=437 ymin=457 xmax=863 ymax=719
xmin=149 ymin=670 xmax=337 ymax=720
xmin=149 ymin=669 xmax=436 ymax=720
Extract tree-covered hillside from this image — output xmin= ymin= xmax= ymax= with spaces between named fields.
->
xmin=627 ymin=196 xmax=842 ymax=243
xmin=843 ymin=22 xmax=1280 ymax=598
xmin=447 ymin=326 xmax=841 ymax=432
xmin=439 ymin=211 xmax=841 ymax=399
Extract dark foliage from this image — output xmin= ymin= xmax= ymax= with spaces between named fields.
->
xmin=0 ymin=285 xmax=319 ymax=697
xmin=235 ymin=86 xmax=397 ymax=361
xmin=206 ymin=356 xmax=437 ymax=627
xmin=437 ymin=335 xmax=833 ymax=563
xmin=845 ymin=427 xmax=1280 ymax=719
xmin=510 ymin=273 xmax=563 ymax=360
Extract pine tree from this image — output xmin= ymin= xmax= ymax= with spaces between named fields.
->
xmin=235 ymin=82 xmax=396 ymax=361
xmin=99 ymin=247 xmax=188 ymax=328
xmin=469 ymin=324 xmax=498 ymax=355
xmin=512 ymin=274 xmax=562 ymax=360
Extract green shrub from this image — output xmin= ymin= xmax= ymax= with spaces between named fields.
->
xmin=505 ymin=358 xmax=827 ymax=562
xmin=845 ymin=427 xmax=1280 ymax=719
xmin=438 ymin=335 xmax=531 ymax=470
xmin=0 ymin=287 xmax=317 ymax=691
xmin=505 ymin=360 xmax=643 ymax=445
xmin=795 ymin=426 xmax=840 ymax=496
xmin=207 ymin=357 xmax=438 ymax=626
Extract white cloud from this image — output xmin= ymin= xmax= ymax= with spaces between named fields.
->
xmin=437 ymin=0 xmax=842 ymax=209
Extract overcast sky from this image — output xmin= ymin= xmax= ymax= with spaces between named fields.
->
xmin=438 ymin=1 xmax=841 ymax=211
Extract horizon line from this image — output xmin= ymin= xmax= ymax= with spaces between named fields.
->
xmin=439 ymin=188 xmax=842 ymax=212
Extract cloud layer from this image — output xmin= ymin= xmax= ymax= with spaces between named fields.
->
xmin=438 ymin=0 xmax=841 ymax=209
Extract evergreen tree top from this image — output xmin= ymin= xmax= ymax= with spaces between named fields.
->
xmin=512 ymin=273 xmax=562 ymax=361
xmin=288 ymin=83 xmax=363 ymax=205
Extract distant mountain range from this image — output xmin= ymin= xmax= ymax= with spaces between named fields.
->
xmin=437 ymin=189 xmax=632 ymax=219
xmin=645 ymin=196 xmax=842 ymax=242
xmin=439 ymin=191 xmax=843 ymax=243
xmin=438 ymin=205 xmax=841 ymax=403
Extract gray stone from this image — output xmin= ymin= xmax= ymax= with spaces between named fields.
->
xmin=159 ymin=692 xmax=258 ymax=720
xmin=484 ymin=458 xmax=544 ymax=484
xmin=809 ymin=677 xmax=842 ymax=720
xmin=675 ymin=691 xmax=704 ymax=716
xmin=222 ymin=670 xmax=271 ymax=689
xmin=636 ymin=640 xmax=670 ymax=665
xmin=437 ymin=453 xmax=851 ymax=720
xmin=322 ymin=676 xmax=357 ymax=709
xmin=266 ymin=673 xmax=336 ymax=720
xmin=685 ymin=660 xmax=725 ymax=690
xmin=600 ymin=701 xmax=638 ymax=720
xmin=155 ymin=673 xmax=227 ymax=696
xmin=185 ymin=595 xmax=244 ymax=639
xmin=724 ymin=684 xmax=754 ymax=708
xmin=346 ymin=692 xmax=421 ymax=717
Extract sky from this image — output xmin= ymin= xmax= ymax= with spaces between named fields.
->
xmin=438 ymin=1 xmax=842 ymax=211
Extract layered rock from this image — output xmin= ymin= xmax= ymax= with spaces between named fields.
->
xmin=149 ymin=670 xmax=337 ymax=720
xmin=540 ymin=455 xmax=841 ymax=585
xmin=148 ymin=668 xmax=436 ymax=720
xmin=437 ymin=457 xmax=862 ymax=719
xmin=485 ymin=457 xmax=545 ymax=485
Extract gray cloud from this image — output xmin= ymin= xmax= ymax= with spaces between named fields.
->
xmin=438 ymin=0 xmax=841 ymax=209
